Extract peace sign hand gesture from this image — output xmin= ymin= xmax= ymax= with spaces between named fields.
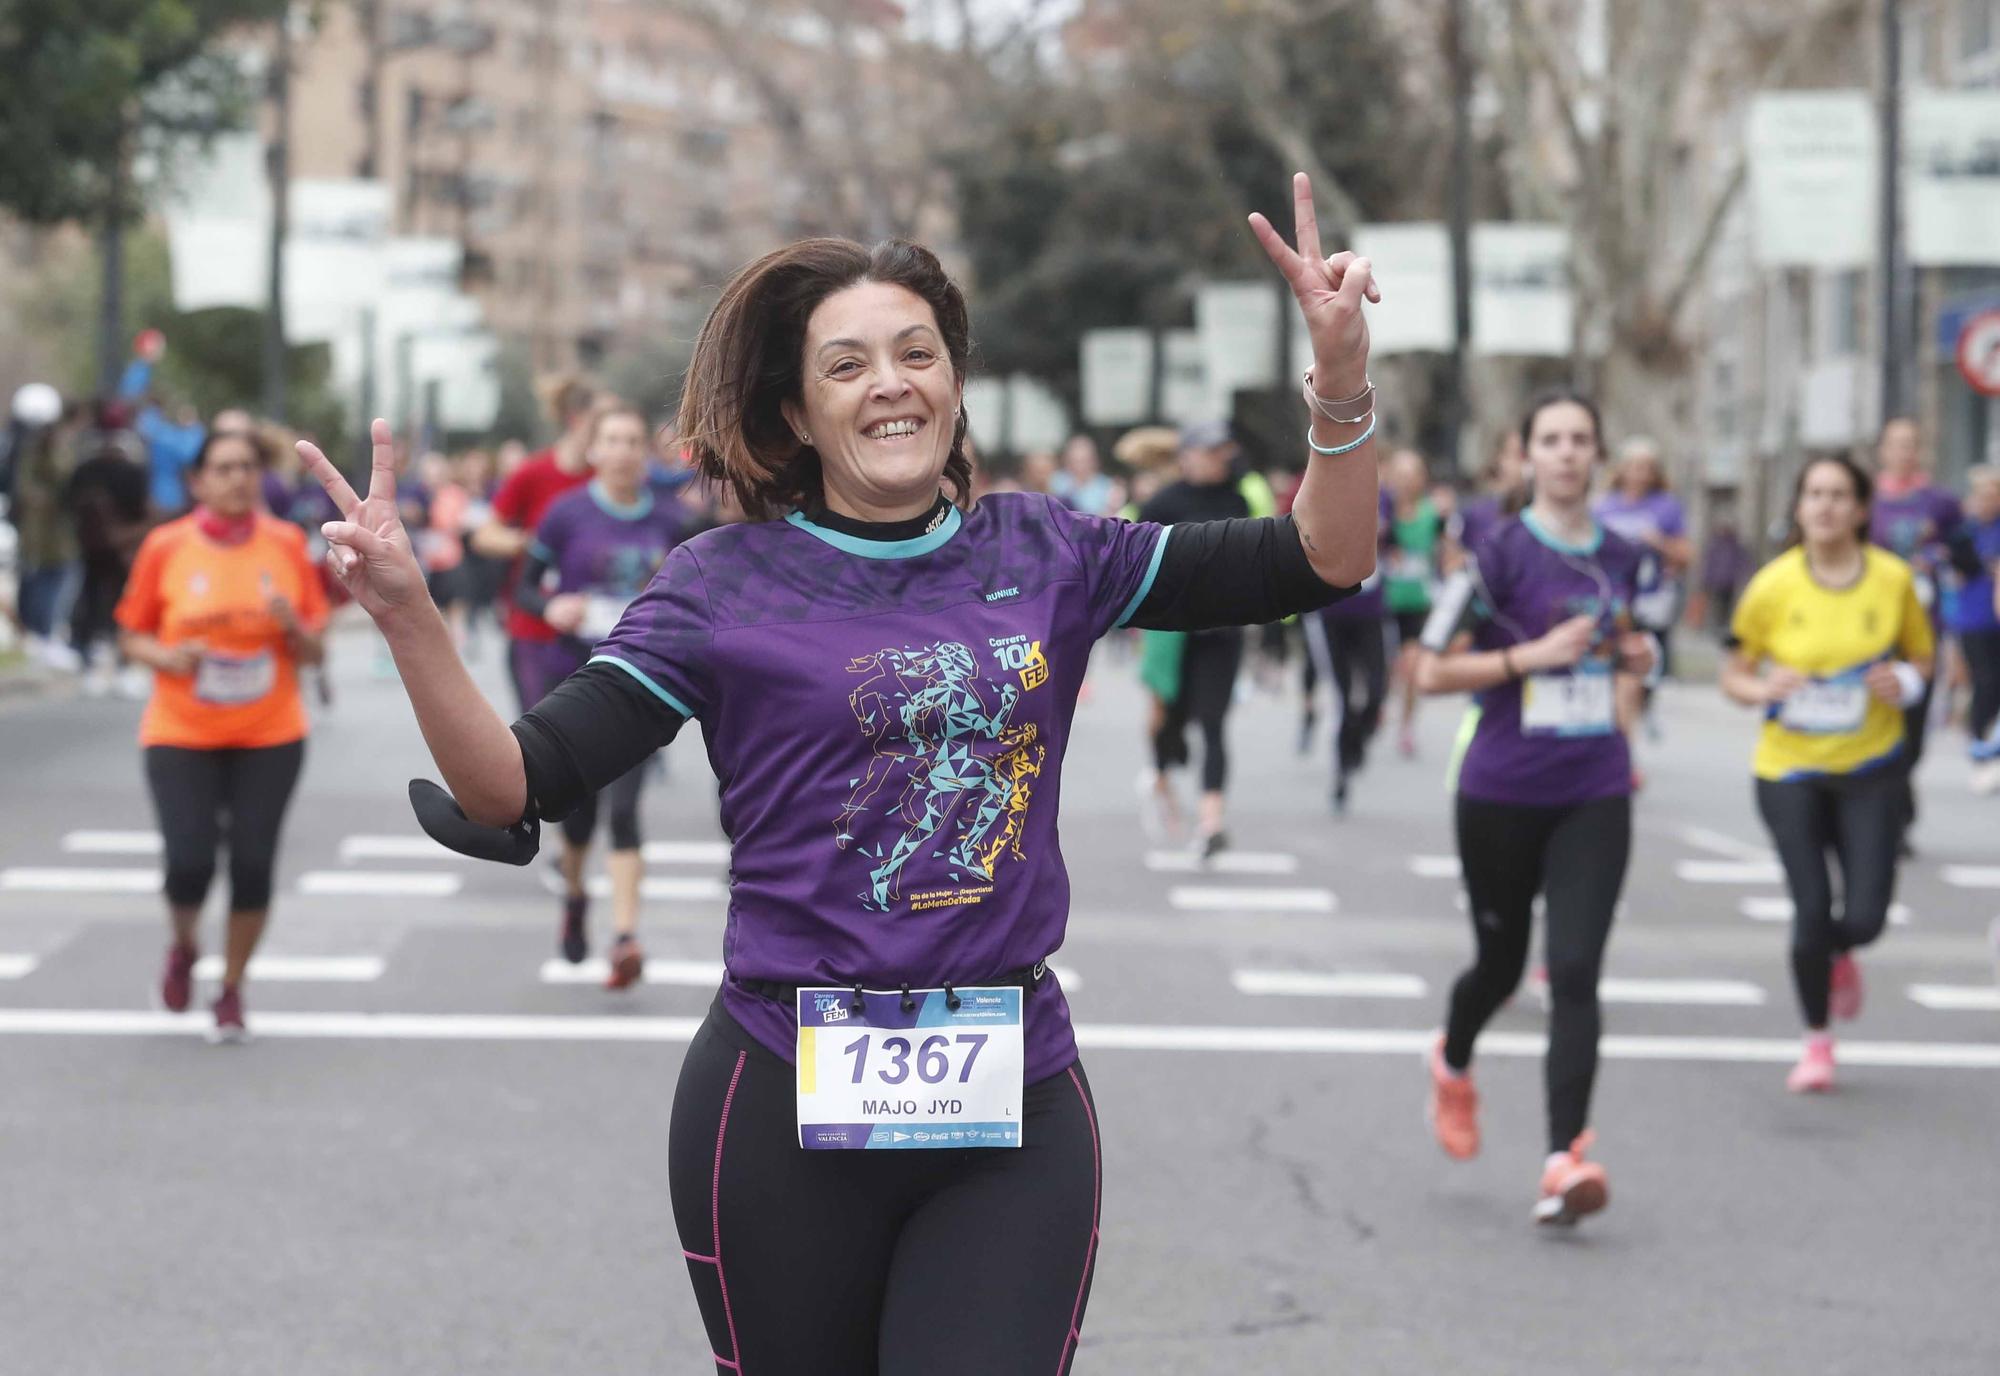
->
xmin=1248 ymin=172 xmax=1380 ymax=398
xmin=296 ymin=418 xmax=429 ymax=623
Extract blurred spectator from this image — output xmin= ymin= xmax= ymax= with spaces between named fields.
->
xmin=64 ymin=432 xmax=157 ymax=695
xmin=1019 ymin=448 xmax=1058 ymax=495
xmin=115 ymin=343 xmax=205 ymax=517
xmin=1112 ymin=426 xmax=1179 ymax=515
xmin=7 ymin=385 xmax=81 ymax=669
xmin=1699 ymin=518 xmax=1753 ymax=636
xmin=1050 ymin=434 xmax=1122 ymax=516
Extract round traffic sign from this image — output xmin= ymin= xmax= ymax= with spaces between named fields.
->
xmin=1957 ymin=309 xmax=2000 ymax=397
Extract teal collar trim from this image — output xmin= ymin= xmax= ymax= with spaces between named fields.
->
xmin=589 ymin=480 xmax=654 ymax=520
xmin=785 ymin=503 xmax=963 ymax=559
xmin=1522 ymin=507 xmax=1603 ymax=556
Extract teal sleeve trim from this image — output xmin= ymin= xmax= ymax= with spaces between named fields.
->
xmin=526 ymin=542 xmax=553 ymax=564
xmin=1114 ymin=525 xmax=1173 ymax=628
xmin=587 ymin=654 xmax=694 ymax=718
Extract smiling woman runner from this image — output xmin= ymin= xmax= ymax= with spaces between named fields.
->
xmin=296 ymin=175 xmax=1379 ymax=1374
xmin=1720 ymin=456 xmax=1932 ymax=1094
xmin=115 ymin=428 xmax=327 ymax=1042
xmin=1414 ymin=390 xmax=1658 ymax=1228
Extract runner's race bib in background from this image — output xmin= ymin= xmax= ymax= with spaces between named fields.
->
xmin=1777 ymin=672 xmax=1870 ymax=736
xmin=195 ymin=650 xmax=277 ymax=706
xmin=580 ymin=594 xmax=633 ymax=643
xmin=796 ymin=985 xmax=1024 ymax=1150
xmin=1521 ymin=661 xmax=1615 ymax=737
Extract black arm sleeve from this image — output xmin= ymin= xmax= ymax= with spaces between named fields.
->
xmin=509 ymin=660 xmax=686 ymax=821
xmin=512 ymin=547 xmax=555 ymax=618
xmin=1125 ymin=515 xmax=1357 ymax=632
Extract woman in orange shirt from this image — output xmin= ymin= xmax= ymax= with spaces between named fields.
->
xmin=116 ymin=428 xmax=328 ymax=1041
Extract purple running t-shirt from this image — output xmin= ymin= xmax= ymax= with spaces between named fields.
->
xmin=1452 ymin=494 xmax=1508 ymax=560
xmin=592 ymin=492 xmax=1170 ymax=1082
xmin=1422 ymin=513 xmax=1647 ymax=807
xmin=1870 ymin=483 xmax=1963 ymax=620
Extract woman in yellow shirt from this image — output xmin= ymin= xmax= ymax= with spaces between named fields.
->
xmin=1721 ymin=455 xmax=1932 ymax=1093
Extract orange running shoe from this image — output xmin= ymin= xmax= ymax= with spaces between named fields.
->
xmin=1426 ymin=1036 xmax=1480 ymax=1160
xmin=605 ymin=935 xmax=645 ymax=991
xmin=1534 ymin=1131 xmax=1608 ymax=1226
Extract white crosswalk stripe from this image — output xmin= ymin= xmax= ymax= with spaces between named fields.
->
xmin=1407 ymin=855 xmax=1461 ymax=879
xmin=339 ymin=836 xmax=455 ymax=863
xmin=1595 ymin=978 xmax=1766 ymax=1006
xmin=0 ymin=954 xmax=39 ymax=979
xmin=1907 ymin=984 xmax=2000 ymax=1012
xmin=1144 ymin=850 xmax=1299 ymax=876
xmin=1739 ymin=896 xmax=1912 ymax=926
xmin=60 ymin=830 xmax=162 ymax=855
xmin=640 ymin=841 xmax=731 ymax=866
xmin=191 ymin=955 xmax=386 ymax=982
xmin=1233 ymin=970 xmax=1427 ymax=998
xmin=1942 ymin=866 xmax=2000 ymax=890
xmin=1675 ymin=860 xmax=1785 ymax=884
xmin=297 ymin=871 xmax=463 ymax=897
xmin=1168 ymin=886 xmax=1336 ymax=914
xmin=1 ymin=867 xmax=161 ymax=893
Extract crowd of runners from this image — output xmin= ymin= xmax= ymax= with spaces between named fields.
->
xmin=4 ymin=175 xmax=1999 ymax=1370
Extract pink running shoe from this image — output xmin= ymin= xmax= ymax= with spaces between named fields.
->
xmin=160 ymin=943 xmax=197 ymax=1014
xmin=1786 ymin=1036 xmax=1835 ymax=1093
xmin=208 ymin=985 xmax=249 ymax=1044
xmin=1535 ymin=1131 xmax=1609 ymax=1226
xmin=1829 ymin=954 xmax=1863 ymax=1021
xmin=1426 ymin=1036 xmax=1480 ymax=1161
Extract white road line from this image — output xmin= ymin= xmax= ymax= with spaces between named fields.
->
xmin=0 ymin=955 xmax=38 ymax=979
xmin=192 ymin=956 xmax=385 ymax=982
xmin=1942 ymin=866 xmax=2000 ymax=890
xmin=1 ymin=868 xmax=161 ymax=894
xmin=1168 ymin=887 xmax=1335 ymax=914
xmin=1739 ymin=896 xmax=1911 ymax=926
xmin=640 ymin=841 xmax=731 ymax=866
xmin=1145 ymin=851 xmax=1299 ymax=876
xmin=1232 ymin=970 xmax=1427 ymax=999
xmin=339 ymin=835 xmax=454 ymax=863
xmin=297 ymin=871 xmax=463 ymax=898
xmin=61 ymin=830 xmax=163 ymax=855
xmin=5 ymin=1010 xmax=1998 ymax=1067
xmin=1676 ymin=826 xmax=1774 ymax=863
xmin=1907 ymin=984 xmax=2000 ymax=1012
xmin=540 ymin=958 xmax=1084 ymax=989
xmin=1407 ymin=855 xmax=1461 ymax=879
xmin=1675 ymin=860 xmax=1785 ymax=884
xmin=537 ymin=872 xmax=728 ymax=902
xmin=1596 ymin=978 xmax=1766 ymax=1006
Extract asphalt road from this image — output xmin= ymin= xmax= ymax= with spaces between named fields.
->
xmin=3 ymin=621 xmax=1997 ymax=1374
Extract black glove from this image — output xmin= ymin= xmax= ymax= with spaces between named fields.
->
xmin=408 ymin=779 xmax=540 ymax=866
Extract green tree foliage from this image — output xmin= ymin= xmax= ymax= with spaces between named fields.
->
xmin=0 ymin=0 xmax=287 ymax=223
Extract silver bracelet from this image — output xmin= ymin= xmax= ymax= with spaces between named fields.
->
xmin=1302 ymin=369 xmax=1374 ymax=425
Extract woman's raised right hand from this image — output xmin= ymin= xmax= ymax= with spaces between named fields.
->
xmin=297 ymin=418 xmax=429 ymax=623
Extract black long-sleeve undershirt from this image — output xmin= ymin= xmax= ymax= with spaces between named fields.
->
xmin=510 ymin=510 xmax=1355 ymax=823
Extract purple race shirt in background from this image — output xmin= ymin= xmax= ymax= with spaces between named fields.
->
xmin=593 ymin=493 xmax=1169 ymax=1084
xmin=1445 ymin=516 xmax=1645 ymax=807
xmin=1871 ymin=484 xmax=1963 ymax=621
xmin=1593 ymin=489 xmax=1686 ymax=547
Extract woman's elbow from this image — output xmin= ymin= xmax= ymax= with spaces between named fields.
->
xmin=1315 ymin=549 xmax=1375 ymax=590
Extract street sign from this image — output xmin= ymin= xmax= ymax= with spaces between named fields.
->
xmin=1956 ymin=309 xmax=2000 ymax=398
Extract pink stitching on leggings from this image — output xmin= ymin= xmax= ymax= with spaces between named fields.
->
xmin=713 ymin=1051 xmax=747 ymax=1373
xmin=1058 ymin=1066 xmax=1102 ymax=1375
xmin=711 ymin=1357 xmax=740 ymax=1372
xmin=683 ymin=1250 xmax=718 ymax=1264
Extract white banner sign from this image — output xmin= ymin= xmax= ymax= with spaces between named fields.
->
xmin=1081 ymin=328 xmax=1153 ymax=427
xmin=1747 ymin=92 xmax=1877 ymax=269
xmin=1351 ymin=223 xmax=1452 ymax=354
xmin=285 ymin=180 xmax=393 ymax=344
xmin=1907 ymin=90 xmax=2000 ymax=267
xmin=1472 ymin=223 xmax=1572 ymax=357
xmin=1159 ymin=330 xmax=1208 ymax=427
xmin=1195 ymin=281 xmax=1283 ymax=415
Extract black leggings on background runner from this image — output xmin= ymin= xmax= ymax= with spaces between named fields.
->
xmin=1152 ymin=629 xmax=1242 ymax=792
xmin=1754 ymin=769 xmax=1901 ymax=1029
xmin=1963 ymin=628 xmax=2000 ymax=746
xmin=669 ymin=997 xmax=1101 ymax=1376
xmin=1446 ymin=793 xmax=1630 ymax=1154
xmin=1304 ymin=613 xmax=1387 ymax=777
xmin=1895 ymin=656 xmax=1937 ymax=839
xmin=143 ymin=740 xmax=306 ymax=910
xmin=558 ymin=760 xmax=647 ymax=851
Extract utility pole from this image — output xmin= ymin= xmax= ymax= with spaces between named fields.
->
xmin=264 ymin=4 xmax=293 ymax=422
xmin=95 ymin=135 xmax=128 ymax=398
xmin=1878 ymin=0 xmax=1906 ymax=423
xmin=1443 ymin=0 xmax=1475 ymax=474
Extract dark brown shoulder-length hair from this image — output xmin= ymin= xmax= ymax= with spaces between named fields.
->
xmin=677 ymin=238 xmax=974 ymax=521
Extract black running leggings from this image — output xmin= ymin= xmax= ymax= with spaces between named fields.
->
xmin=1963 ymin=628 xmax=2000 ymax=747
xmin=143 ymin=741 xmax=306 ymax=911
xmin=1304 ymin=612 xmax=1387 ymax=776
xmin=1445 ymin=793 xmax=1630 ymax=1154
xmin=1754 ymin=769 xmax=1901 ymax=1029
xmin=1152 ymin=629 xmax=1242 ymax=792
xmin=669 ymin=999 xmax=1101 ymax=1375
xmin=558 ymin=760 xmax=647 ymax=851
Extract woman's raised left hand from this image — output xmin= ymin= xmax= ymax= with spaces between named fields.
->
xmin=1248 ymin=172 xmax=1380 ymax=398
